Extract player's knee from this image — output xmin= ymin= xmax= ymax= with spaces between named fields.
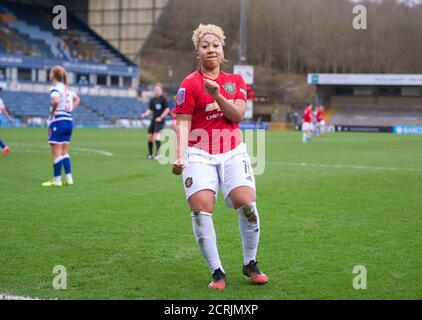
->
xmin=189 ymin=199 xmax=214 ymax=214
xmin=188 ymin=190 xmax=215 ymax=213
xmin=190 ymin=205 xmax=214 ymax=214
xmin=230 ymin=188 xmax=256 ymax=209
xmin=52 ymin=147 xmax=61 ymax=159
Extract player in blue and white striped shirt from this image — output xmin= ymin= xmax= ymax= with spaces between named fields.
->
xmin=0 ymin=87 xmax=14 ymax=158
xmin=42 ymin=66 xmax=80 ymax=187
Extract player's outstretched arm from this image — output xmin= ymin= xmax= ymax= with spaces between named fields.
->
xmin=172 ymin=113 xmax=191 ymax=175
xmin=141 ymin=109 xmax=152 ymax=118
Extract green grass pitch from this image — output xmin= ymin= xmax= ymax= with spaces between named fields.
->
xmin=0 ymin=127 xmax=421 ymax=299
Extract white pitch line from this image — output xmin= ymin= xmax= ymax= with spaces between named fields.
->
xmin=9 ymin=142 xmax=114 ymax=157
xmin=0 ymin=293 xmax=55 ymax=300
xmin=270 ymin=161 xmax=422 ymax=173
xmin=71 ymin=147 xmax=113 ymax=157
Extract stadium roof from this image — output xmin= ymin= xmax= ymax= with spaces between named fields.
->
xmin=308 ymin=74 xmax=422 ymax=86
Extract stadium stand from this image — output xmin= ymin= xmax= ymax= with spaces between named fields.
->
xmin=328 ymin=95 xmax=422 ymax=126
xmin=328 ymin=105 xmax=422 ymax=126
xmin=310 ymin=74 xmax=422 ymax=128
xmin=0 ymin=1 xmax=130 ymax=65
xmin=1 ymin=90 xmax=149 ymax=127
xmin=80 ymin=95 xmax=148 ymax=120
xmin=0 ymin=1 xmax=148 ymax=127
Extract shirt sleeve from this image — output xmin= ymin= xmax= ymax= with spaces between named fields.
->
xmin=0 ymin=98 xmax=4 ymax=108
xmin=174 ymin=79 xmax=196 ymax=115
xmin=50 ymin=87 xmax=60 ymax=100
xmin=50 ymin=89 xmax=60 ymax=100
xmin=149 ymin=99 xmax=154 ymax=111
xmin=234 ymin=75 xmax=247 ymax=102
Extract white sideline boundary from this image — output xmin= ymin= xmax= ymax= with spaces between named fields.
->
xmin=270 ymin=161 xmax=422 ymax=173
xmin=0 ymin=293 xmax=56 ymax=300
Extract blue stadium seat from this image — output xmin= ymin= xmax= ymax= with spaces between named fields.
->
xmin=0 ymin=1 xmax=130 ymax=65
xmin=1 ymin=90 xmax=149 ymax=126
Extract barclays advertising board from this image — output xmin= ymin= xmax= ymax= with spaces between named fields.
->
xmin=393 ymin=126 xmax=422 ymax=135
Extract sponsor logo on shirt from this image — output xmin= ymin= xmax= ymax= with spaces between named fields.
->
xmin=205 ymin=102 xmax=221 ymax=112
xmin=223 ymin=82 xmax=236 ymax=95
xmin=205 ymin=100 xmax=235 ymax=113
xmin=206 ymin=112 xmax=224 ymax=121
xmin=240 ymin=88 xmax=247 ymax=97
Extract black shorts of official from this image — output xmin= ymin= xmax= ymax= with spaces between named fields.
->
xmin=148 ymin=120 xmax=164 ymax=134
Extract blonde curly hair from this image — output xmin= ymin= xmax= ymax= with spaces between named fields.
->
xmin=192 ymin=24 xmax=226 ymax=50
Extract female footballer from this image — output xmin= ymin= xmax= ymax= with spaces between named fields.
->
xmin=0 ymin=88 xmax=13 ymax=157
xmin=172 ymin=24 xmax=268 ymax=290
xmin=42 ymin=66 xmax=79 ymax=187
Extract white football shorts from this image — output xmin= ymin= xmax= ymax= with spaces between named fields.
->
xmin=182 ymin=143 xmax=256 ymax=208
xmin=302 ymin=122 xmax=313 ymax=132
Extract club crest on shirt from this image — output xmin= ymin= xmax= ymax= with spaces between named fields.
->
xmin=185 ymin=177 xmax=193 ymax=188
xmin=223 ymin=82 xmax=236 ymax=95
xmin=176 ymin=88 xmax=186 ymax=105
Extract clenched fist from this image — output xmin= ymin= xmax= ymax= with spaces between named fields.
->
xmin=172 ymin=160 xmax=185 ymax=175
xmin=203 ymin=79 xmax=220 ymax=98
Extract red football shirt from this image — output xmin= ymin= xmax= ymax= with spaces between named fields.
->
xmin=303 ymin=106 xmax=313 ymax=123
xmin=174 ymin=70 xmax=247 ymax=154
xmin=317 ymin=108 xmax=325 ymax=122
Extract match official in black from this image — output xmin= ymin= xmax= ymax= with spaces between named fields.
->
xmin=141 ymin=83 xmax=170 ymax=160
